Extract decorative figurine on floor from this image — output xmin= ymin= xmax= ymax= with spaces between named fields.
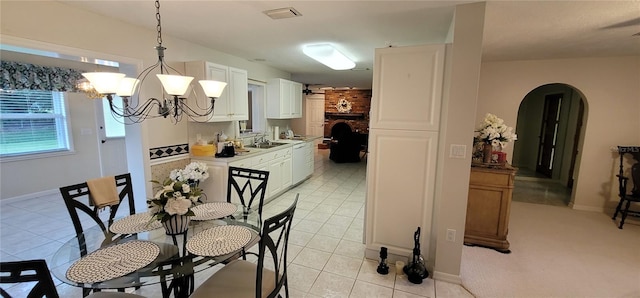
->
xmin=403 ymin=227 xmax=429 ymax=284
xmin=376 ymin=246 xmax=389 ymax=274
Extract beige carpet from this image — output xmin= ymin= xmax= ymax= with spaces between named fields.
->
xmin=461 ymin=201 xmax=640 ymax=298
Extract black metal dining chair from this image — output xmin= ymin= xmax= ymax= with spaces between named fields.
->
xmin=59 ymin=173 xmax=136 ymax=253
xmin=227 ymin=167 xmax=270 ymax=221
xmin=0 ymin=259 xmax=144 ymax=298
xmin=226 ymin=167 xmax=270 ymax=260
xmin=189 ymin=196 xmax=298 ymax=298
xmin=58 ymin=173 xmax=137 ymax=297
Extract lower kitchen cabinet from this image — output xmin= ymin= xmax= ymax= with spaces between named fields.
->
xmin=267 ymin=154 xmax=292 ymax=197
xmin=193 ymin=144 xmax=294 ymax=203
xmin=197 ymin=162 xmax=228 ymax=203
xmin=464 ymin=164 xmax=517 ymax=253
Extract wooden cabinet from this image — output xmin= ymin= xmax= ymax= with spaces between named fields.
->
xmin=185 ymin=61 xmax=248 ymax=122
xmin=464 ymin=164 xmax=517 ymax=253
xmin=266 ymin=78 xmax=303 ymax=119
xmin=365 ymin=44 xmax=445 ymax=259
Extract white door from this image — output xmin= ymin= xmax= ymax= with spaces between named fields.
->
xmin=95 ymin=100 xmax=128 ymax=177
xmin=306 ymin=97 xmax=325 ymax=146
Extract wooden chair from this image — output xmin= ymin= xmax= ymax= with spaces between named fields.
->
xmin=613 ymin=162 xmax=640 ymax=229
xmin=0 ymin=259 xmax=143 ymax=298
xmin=58 ymin=173 xmax=137 ymax=296
xmin=190 ymin=196 xmax=298 ymax=298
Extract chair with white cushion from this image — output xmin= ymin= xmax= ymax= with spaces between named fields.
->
xmin=190 ymin=196 xmax=298 ymax=298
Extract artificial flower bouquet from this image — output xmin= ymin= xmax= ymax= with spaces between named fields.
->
xmin=148 ymin=162 xmax=209 ymax=222
xmin=474 ymin=113 xmax=518 ymax=148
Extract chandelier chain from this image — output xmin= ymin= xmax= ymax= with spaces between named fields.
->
xmin=155 ymin=0 xmax=162 ymax=46
xmin=82 ymin=0 xmax=222 ymax=124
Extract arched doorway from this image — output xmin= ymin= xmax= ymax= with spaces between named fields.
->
xmin=512 ymin=83 xmax=586 ymax=206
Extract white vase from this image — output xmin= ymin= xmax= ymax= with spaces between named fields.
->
xmin=162 ymin=215 xmax=191 ymax=235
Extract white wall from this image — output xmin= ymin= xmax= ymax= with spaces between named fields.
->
xmin=431 ymin=2 xmax=485 ymax=282
xmin=478 ymin=56 xmax=640 ymax=211
xmin=0 ymin=1 xmax=290 ymax=200
xmin=0 ymin=92 xmax=102 ymax=199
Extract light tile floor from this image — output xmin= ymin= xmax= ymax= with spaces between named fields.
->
xmin=0 ymin=150 xmax=471 ymax=298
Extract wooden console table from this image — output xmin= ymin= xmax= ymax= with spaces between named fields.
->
xmin=464 ymin=163 xmax=517 ymax=253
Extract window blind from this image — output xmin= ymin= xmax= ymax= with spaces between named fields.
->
xmin=0 ymin=89 xmax=70 ymax=156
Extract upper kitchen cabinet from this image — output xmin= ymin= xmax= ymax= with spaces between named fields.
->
xmin=369 ymin=44 xmax=445 ymax=131
xmin=266 ymin=78 xmax=303 ymax=119
xmin=185 ymin=61 xmax=248 ymax=122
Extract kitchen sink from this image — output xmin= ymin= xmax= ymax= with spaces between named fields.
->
xmin=246 ymin=142 xmax=288 ymax=149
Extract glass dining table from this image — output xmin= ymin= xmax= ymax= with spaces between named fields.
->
xmin=50 ymin=202 xmax=261 ymax=298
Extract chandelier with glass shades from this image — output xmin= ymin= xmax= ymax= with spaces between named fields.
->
xmin=81 ymin=0 xmax=227 ymax=123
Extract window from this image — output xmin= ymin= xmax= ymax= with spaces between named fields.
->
xmin=101 ymin=96 xmax=125 ymax=138
xmin=0 ymin=89 xmax=72 ymax=157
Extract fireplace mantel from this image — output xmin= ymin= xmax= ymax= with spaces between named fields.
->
xmin=325 ymin=112 xmax=365 ymax=119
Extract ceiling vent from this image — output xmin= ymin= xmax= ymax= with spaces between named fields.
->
xmin=263 ymin=7 xmax=302 ymax=20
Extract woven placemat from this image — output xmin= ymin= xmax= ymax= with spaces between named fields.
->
xmin=66 ymin=240 xmax=159 ymax=284
xmin=186 ymin=225 xmax=252 ymax=257
xmin=191 ymin=202 xmax=238 ymax=221
xmin=109 ymin=213 xmax=162 ymax=234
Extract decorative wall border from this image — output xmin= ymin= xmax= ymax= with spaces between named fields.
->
xmin=149 ymin=143 xmax=189 ymax=160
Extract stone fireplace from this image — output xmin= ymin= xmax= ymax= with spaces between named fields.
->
xmin=324 ymin=89 xmax=372 ymax=138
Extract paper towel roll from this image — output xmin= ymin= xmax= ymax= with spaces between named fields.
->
xmin=274 ymin=127 xmax=279 ymax=140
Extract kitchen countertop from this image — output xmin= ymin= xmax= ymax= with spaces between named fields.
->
xmin=191 ymin=135 xmax=321 ymax=163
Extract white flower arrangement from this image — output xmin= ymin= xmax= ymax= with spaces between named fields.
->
xmin=147 ymin=179 xmax=202 ymax=222
xmin=169 ymin=161 xmax=209 ymax=185
xmin=148 ymin=162 xmax=209 ymax=223
xmin=475 ymin=113 xmax=518 ymax=148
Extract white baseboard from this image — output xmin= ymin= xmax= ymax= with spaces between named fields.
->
xmin=432 ymin=271 xmax=462 ymax=284
xmin=571 ymin=204 xmax=605 ymax=213
xmin=1 ymin=188 xmax=58 ymax=204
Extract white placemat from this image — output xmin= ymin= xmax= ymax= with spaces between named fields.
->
xmin=66 ymin=240 xmax=159 ymax=284
xmin=191 ymin=202 xmax=238 ymax=221
xmin=109 ymin=213 xmax=162 ymax=234
xmin=186 ymin=225 xmax=252 ymax=257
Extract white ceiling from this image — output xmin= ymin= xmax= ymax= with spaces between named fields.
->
xmin=57 ymin=0 xmax=640 ymax=90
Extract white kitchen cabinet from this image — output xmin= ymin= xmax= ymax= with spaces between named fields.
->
xmin=192 ymin=161 xmax=228 ymax=203
xmin=195 ymin=143 xmax=296 ymax=206
xmin=268 ymin=157 xmax=283 ymax=196
xmin=266 ymin=147 xmax=292 ymax=197
xmin=185 ymin=61 xmax=248 ymax=122
xmin=228 ymin=67 xmax=249 ymax=120
xmin=266 ymin=78 xmax=303 ymax=119
xmin=281 ymin=157 xmax=292 ymax=190
xmin=369 ymin=45 xmax=444 ymax=131
xmin=305 ymin=141 xmax=314 ymax=178
xmin=365 ymin=44 xmax=445 ymax=260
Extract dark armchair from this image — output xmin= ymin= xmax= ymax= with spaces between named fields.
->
xmin=329 ymin=122 xmax=361 ymax=163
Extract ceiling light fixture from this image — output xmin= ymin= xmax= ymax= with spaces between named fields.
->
xmin=303 ymin=44 xmax=355 ymax=70
xmin=81 ymin=0 xmax=226 ymax=124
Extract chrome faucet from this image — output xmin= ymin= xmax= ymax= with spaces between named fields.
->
xmin=254 ymin=132 xmax=270 ymax=145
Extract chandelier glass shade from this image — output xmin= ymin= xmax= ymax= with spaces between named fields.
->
xmin=81 ymin=0 xmax=226 ymax=123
